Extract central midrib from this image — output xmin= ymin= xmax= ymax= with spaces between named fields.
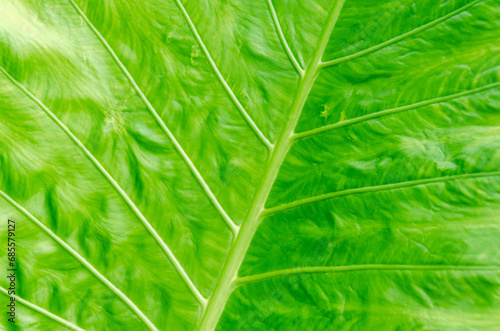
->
xmin=196 ymin=1 xmax=346 ymax=329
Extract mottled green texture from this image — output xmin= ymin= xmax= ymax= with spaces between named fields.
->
xmin=0 ymin=0 xmax=499 ymax=330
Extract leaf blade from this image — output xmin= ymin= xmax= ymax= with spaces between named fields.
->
xmin=1 ymin=0 xmax=499 ymax=329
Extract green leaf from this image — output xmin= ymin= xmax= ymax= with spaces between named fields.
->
xmin=0 ymin=0 xmax=499 ymax=330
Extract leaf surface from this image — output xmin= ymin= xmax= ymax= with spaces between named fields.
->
xmin=0 ymin=0 xmax=499 ymax=330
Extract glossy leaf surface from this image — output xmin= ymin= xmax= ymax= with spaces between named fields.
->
xmin=0 ymin=0 xmax=499 ymax=330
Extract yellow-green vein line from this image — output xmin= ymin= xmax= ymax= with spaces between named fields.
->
xmin=263 ymin=171 xmax=500 ymax=216
xmin=266 ymin=0 xmax=304 ymax=75
xmin=235 ymin=264 xmax=500 ymax=286
xmin=0 ymin=286 xmax=86 ymax=331
xmin=319 ymin=0 xmax=483 ymax=69
xmin=172 ymin=0 xmax=273 ymax=150
xmin=294 ymin=82 xmax=500 ymax=140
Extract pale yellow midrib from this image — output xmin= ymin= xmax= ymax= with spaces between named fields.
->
xmin=196 ymin=1 xmax=347 ymax=330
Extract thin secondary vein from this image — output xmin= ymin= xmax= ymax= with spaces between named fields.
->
xmin=319 ymin=0 xmax=483 ymax=69
xmin=172 ymin=0 xmax=273 ymax=149
xmin=235 ymin=264 xmax=500 ymax=286
xmin=264 ymin=171 xmax=500 ymax=216
xmin=67 ymin=0 xmax=238 ymax=237
xmin=0 ymin=191 xmax=159 ymax=331
xmin=196 ymin=1 xmax=347 ymax=330
xmin=294 ymin=82 xmax=500 ymax=140
xmin=0 ymin=66 xmax=206 ymax=308
xmin=266 ymin=0 xmax=303 ymax=75
xmin=0 ymin=286 xmax=86 ymax=331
